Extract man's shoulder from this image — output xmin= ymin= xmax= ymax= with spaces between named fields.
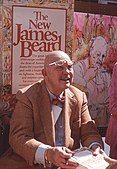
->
xmin=68 ymin=85 xmax=87 ymax=104
xmin=18 ymin=79 xmax=44 ymax=94
xmin=69 ymin=85 xmax=84 ymax=94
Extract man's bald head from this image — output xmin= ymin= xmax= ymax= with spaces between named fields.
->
xmin=44 ymin=50 xmax=72 ymax=68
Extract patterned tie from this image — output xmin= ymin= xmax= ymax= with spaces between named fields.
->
xmin=52 ymin=96 xmax=65 ymax=106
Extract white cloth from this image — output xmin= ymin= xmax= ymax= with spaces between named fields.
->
xmin=34 ymin=144 xmax=51 ymax=167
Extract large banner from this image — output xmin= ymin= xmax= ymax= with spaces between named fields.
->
xmin=0 ymin=0 xmax=74 ymax=91
xmin=73 ymin=12 xmax=117 ymax=127
xmin=12 ymin=6 xmax=67 ymax=93
xmin=0 ymin=0 xmax=74 ymax=125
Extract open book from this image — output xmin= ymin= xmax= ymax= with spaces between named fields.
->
xmin=70 ymin=147 xmax=109 ymax=169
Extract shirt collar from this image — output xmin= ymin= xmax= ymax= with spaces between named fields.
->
xmin=47 ymin=88 xmax=64 ymax=101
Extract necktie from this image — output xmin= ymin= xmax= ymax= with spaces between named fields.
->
xmin=52 ymin=96 xmax=65 ymax=106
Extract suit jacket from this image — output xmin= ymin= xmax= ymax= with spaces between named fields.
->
xmin=0 ymin=80 xmax=103 ymax=169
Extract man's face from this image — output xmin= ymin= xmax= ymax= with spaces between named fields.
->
xmin=89 ymin=37 xmax=107 ymax=68
xmin=90 ymin=50 xmax=103 ymax=66
xmin=44 ymin=57 xmax=74 ymax=95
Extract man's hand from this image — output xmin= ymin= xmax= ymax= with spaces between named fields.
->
xmin=99 ymin=149 xmax=117 ymax=169
xmin=106 ymin=161 xmax=117 ymax=169
xmin=46 ymin=146 xmax=79 ymax=169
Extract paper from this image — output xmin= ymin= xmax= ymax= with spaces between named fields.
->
xmin=71 ymin=147 xmax=109 ymax=169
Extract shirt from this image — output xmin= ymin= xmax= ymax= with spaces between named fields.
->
xmin=34 ymin=90 xmax=64 ymax=167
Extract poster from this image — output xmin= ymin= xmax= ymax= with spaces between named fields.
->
xmin=12 ymin=6 xmax=66 ymax=93
xmin=73 ymin=12 xmax=117 ymax=127
xmin=0 ymin=0 xmax=74 ymax=127
xmin=1 ymin=0 xmax=74 ymax=94
xmin=0 ymin=0 xmax=74 ymax=94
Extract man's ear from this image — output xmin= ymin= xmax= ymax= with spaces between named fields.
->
xmin=42 ymin=68 xmax=47 ymax=76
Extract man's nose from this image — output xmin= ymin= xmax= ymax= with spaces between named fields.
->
xmin=63 ymin=67 xmax=72 ymax=74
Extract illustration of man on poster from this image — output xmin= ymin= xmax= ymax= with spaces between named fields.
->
xmin=73 ymin=36 xmax=111 ymax=127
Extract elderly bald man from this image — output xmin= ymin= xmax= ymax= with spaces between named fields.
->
xmin=0 ymin=51 xmax=103 ymax=169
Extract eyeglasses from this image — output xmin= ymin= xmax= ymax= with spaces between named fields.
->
xmin=48 ymin=59 xmax=74 ymax=67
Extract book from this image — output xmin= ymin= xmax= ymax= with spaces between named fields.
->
xmin=71 ymin=147 xmax=109 ymax=169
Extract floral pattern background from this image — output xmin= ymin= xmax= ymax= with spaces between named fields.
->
xmin=73 ymin=12 xmax=117 ymax=127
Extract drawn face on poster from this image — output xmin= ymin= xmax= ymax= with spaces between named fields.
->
xmin=73 ymin=12 xmax=117 ymax=127
xmin=89 ymin=36 xmax=107 ymax=68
